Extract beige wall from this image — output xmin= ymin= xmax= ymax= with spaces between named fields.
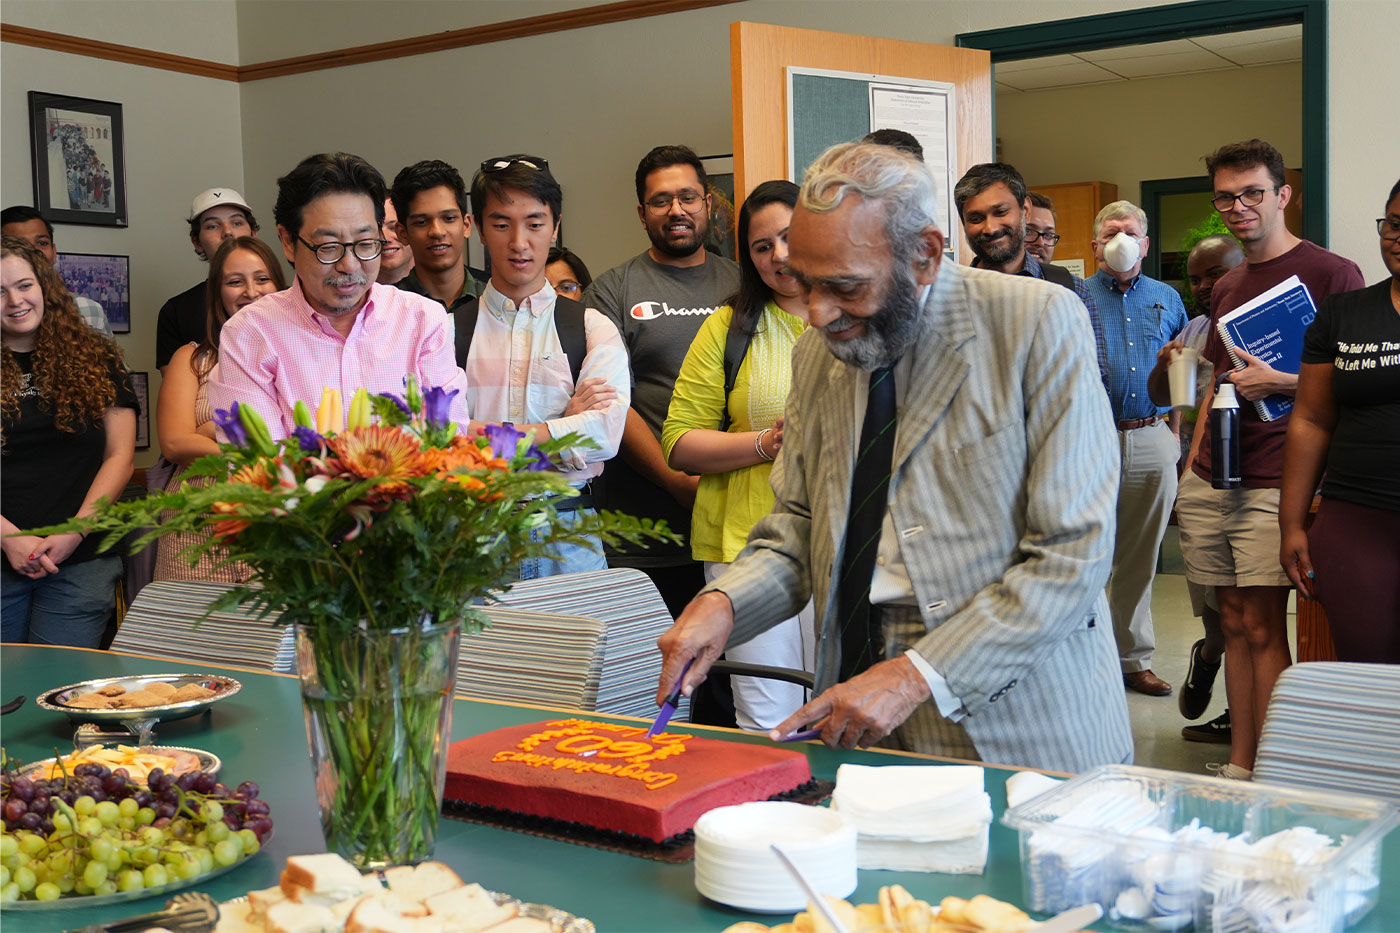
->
xmin=2 ymin=0 xmax=239 ymax=63
xmin=996 ymin=62 xmax=1303 ymax=213
xmin=0 ymin=43 xmax=247 ymax=467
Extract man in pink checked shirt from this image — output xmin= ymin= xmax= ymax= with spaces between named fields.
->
xmin=456 ymin=154 xmax=629 ymax=579
xmin=208 ymin=152 xmax=469 ymax=440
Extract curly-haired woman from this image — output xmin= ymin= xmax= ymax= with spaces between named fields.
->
xmin=2 ymin=235 xmax=137 ymax=646
xmin=153 ymin=236 xmax=284 ymax=582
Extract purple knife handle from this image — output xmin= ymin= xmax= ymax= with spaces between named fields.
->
xmin=779 ymin=728 xmax=822 ymax=742
xmin=647 ymin=658 xmax=695 ymax=737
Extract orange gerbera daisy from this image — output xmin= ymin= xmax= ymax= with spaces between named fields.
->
xmin=419 ymin=436 xmax=508 ymax=495
xmin=328 ymin=425 xmax=425 ymax=500
xmin=209 ymin=462 xmax=275 ymax=539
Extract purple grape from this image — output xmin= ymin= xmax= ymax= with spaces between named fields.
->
xmin=4 ymin=797 xmax=27 ymax=822
xmin=146 ymin=768 xmax=166 ymax=791
xmin=10 ymin=777 xmax=36 ymax=802
xmin=155 ymin=802 xmax=176 ymax=820
xmin=73 ymin=763 xmax=100 ymax=778
xmin=29 ymin=797 xmax=49 ymax=817
xmin=39 ymin=818 xmax=53 ymax=835
xmin=246 ymin=817 xmax=273 ymax=841
xmin=103 ymin=773 xmax=128 ymax=795
xmin=161 ymin=787 xmax=180 ymax=804
xmin=222 ymin=812 xmax=240 ymax=830
xmin=212 ymin=783 xmax=230 ymax=798
xmin=134 ymin=791 xmax=155 ymax=808
xmin=235 ymin=781 xmax=260 ymax=800
xmin=152 ymin=816 xmax=171 ymax=828
xmin=18 ymin=812 xmax=41 ymax=831
xmin=244 ymin=799 xmax=270 ymax=817
xmin=193 ymin=773 xmax=216 ymax=794
xmin=175 ymin=773 xmax=197 ymax=792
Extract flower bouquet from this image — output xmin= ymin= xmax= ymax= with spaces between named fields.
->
xmin=32 ymin=378 xmax=674 ymax=866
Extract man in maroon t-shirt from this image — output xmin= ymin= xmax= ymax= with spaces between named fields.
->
xmin=1149 ymin=139 xmax=1363 ymax=780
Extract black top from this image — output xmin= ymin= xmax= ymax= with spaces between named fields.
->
xmin=1300 ymin=279 xmax=1400 ymax=511
xmin=2 ymin=351 xmax=140 ymax=566
xmin=155 ymin=281 xmax=209 ymax=370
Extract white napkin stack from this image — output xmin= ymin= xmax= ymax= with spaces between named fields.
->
xmin=830 ymin=763 xmax=992 ymax=874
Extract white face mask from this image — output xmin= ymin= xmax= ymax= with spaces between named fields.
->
xmin=1103 ymin=232 xmax=1141 ymax=274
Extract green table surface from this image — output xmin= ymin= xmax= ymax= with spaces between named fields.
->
xmin=1 ymin=644 xmax=1395 ymax=932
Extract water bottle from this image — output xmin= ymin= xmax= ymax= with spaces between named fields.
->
xmin=1211 ymin=381 xmax=1242 ymax=489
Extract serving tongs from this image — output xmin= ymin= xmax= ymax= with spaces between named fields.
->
xmin=64 ymin=891 xmax=219 ymax=933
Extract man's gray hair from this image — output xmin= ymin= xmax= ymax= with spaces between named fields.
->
xmin=1093 ymin=199 xmax=1148 ymax=239
xmin=800 ymin=142 xmax=939 ymax=269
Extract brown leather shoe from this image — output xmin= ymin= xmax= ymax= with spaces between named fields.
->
xmin=1124 ymin=670 xmax=1173 ymax=696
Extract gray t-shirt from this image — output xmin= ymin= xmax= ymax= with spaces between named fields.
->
xmin=583 ymin=250 xmax=740 ymax=567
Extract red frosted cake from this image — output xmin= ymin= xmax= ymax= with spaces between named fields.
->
xmin=444 ymin=718 xmax=814 ymax=844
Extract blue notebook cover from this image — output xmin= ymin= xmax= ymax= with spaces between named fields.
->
xmin=1215 ymin=274 xmax=1317 ymax=421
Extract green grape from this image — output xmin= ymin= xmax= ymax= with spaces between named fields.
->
xmin=117 ymin=797 xmax=140 ymax=819
xmin=95 ymin=878 xmax=118 ymax=896
xmin=142 ymin=863 xmax=168 ymax=888
xmin=0 ymin=835 xmax=17 ymax=859
xmin=206 ymin=820 xmax=230 ymax=843
xmin=74 ymin=879 xmax=93 ymax=896
xmin=131 ymin=845 xmax=158 ymax=867
xmin=89 ymin=837 xmax=115 ymax=864
xmin=73 ymin=796 xmax=97 ymax=817
xmin=34 ymin=881 xmax=61 ymax=901
xmin=0 ymin=881 xmax=18 ymax=903
xmin=211 ymin=839 xmax=240 ymax=867
xmin=0 ymin=864 xmax=8 ymax=887
xmin=18 ymin=833 xmax=46 ymax=856
xmin=200 ymin=800 xmax=224 ymax=823
xmin=136 ymin=807 xmax=156 ymax=826
xmin=172 ymin=852 xmax=202 ymax=881
xmin=194 ymin=847 xmax=213 ymax=873
xmin=48 ymin=849 xmax=75 ymax=875
xmin=117 ymin=817 xmax=136 ymax=832
xmin=82 ymin=859 xmax=108 ymax=889
xmin=51 ymin=812 xmax=72 ymax=832
xmin=13 ymin=865 xmax=36 ymax=893
xmin=54 ymin=873 xmax=76 ymax=893
xmin=138 ymin=826 xmax=164 ymax=846
xmin=194 ymin=830 xmax=208 ymax=848
xmin=236 ymin=829 xmax=259 ymax=854
xmin=94 ymin=800 xmax=120 ymax=825
xmin=79 ymin=817 xmax=103 ymax=836
xmin=117 ymin=868 xmax=144 ymax=892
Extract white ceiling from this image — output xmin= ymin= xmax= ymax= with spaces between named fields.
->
xmin=995 ymin=25 xmax=1302 ymax=94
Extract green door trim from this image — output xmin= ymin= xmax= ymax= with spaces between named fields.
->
xmin=956 ymin=0 xmax=1328 ymax=246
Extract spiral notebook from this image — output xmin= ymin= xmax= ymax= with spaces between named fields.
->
xmin=1215 ymin=274 xmax=1318 ymax=421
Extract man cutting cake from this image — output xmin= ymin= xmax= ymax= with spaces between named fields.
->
xmin=655 ymin=142 xmax=1133 ymax=774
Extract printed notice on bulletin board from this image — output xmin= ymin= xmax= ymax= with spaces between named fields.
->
xmin=787 ymin=67 xmax=958 ymax=260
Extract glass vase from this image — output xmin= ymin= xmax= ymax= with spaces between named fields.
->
xmin=295 ymin=617 xmax=461 ymax=868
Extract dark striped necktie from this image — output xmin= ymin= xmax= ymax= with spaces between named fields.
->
xmin=837 ymin=365 xmax=897 ymax=683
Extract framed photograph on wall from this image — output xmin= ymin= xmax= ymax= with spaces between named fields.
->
xmin=27 ymin=91 xmax=127 ymax=227
xmin=57 ymin=252 xmax=130 ymax=334
xmin=130 ymin=372 xmax=150 ymax=450
xmin=700 ymin=153 xmax=736 ymax=260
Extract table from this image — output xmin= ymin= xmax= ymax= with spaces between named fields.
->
xmin=2 ymin=644 xmax=1396 ymax=931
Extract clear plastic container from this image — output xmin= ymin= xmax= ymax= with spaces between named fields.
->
xmin=1001 ymin=765 xmax=1398 ymax=932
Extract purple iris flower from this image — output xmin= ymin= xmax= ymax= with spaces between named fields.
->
xmin=213 ymin=403 xmax=249 ymax=447
xmin=380 ymin=392 xmax=412 ymax=417
xmin=482 ymin=422 xmax=525 ymax=460
xmin=292 ymin=426 xmax=325 ymax=453
xmin=422 ymin=386 xmax=459 ymax=429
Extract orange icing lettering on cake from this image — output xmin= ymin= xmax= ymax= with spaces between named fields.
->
xmin=494 ymin=718 xmax=691 ymax=790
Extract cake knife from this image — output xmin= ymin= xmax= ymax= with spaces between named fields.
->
xmin=646 ymin=658 xmax=693 ymax=738
xmin=770 ymin=844 xmax=852 ymax=933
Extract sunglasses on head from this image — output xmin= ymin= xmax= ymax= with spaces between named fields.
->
xmin=481 ymin=156 xmax=549 ymax=174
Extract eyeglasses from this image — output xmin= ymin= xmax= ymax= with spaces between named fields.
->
xmin=1377 ymin=217 xmax=1400 ymax=241
xmin=644 ymin=190 xmax=707 ymax=215
xmin=481 ymin=156 xmax=549 ymax=174
xmin=1211 ymin=186 xmax=1280 ymax=212
xmin=296 ymin=235 xmax=385 ymax=264
xmin=1025 ymin=229 xmax=1061 ymax=245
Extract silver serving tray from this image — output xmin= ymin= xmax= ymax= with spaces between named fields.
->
xmin=216 ymin=883 xmax=596 ymax=932
xmin=16 ymin=745 xmax=222 ymax=783
xmin=36 ymin=673 xmax=242 ymax=724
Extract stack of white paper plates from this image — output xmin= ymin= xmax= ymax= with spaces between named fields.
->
xmin=694 ymin=801 xmax=856 ymax=912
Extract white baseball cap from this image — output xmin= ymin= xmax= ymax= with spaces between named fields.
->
xmin=188 ymin=187 xmax=252 ymax=222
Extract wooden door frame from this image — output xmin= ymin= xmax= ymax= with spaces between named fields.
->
xmin=956 ymin=0 xmax=1328 ymax=245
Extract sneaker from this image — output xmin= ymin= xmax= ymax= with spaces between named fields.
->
xmin=1206 ymin=761 xmax=1252 ymax=780
xmin=1178 ymin=638 xmax=1221 ymax=720
xmin=1182 ymin=709 xmax=1232 ymax=744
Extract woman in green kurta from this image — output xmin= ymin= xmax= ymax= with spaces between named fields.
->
xmin=661 ymin=180 xmax=813 ymax=730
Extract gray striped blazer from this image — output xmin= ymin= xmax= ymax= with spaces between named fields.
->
xmin=709 ymin=261 xmax=1133 ymax=774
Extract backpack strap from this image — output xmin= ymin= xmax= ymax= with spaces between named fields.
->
xmin=1039 ymin=261 xmax=1076 ymax=290
xmin=454 ymin=294 xmax=587 ymax=386
xmin=553 ymin=295 xmax=588 ymax=386
xmin=718 ymin=323 xmax=755 ymax=432
xmin=453 ymin=297 xmax=480 ymax=371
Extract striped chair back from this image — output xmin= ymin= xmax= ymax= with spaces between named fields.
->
xmin=110 ymin=581 xmax=294 ymax=672
xmin=455 ymin=606 xmax=606 ymax=710
xmin=1256 ymin=662 xmax=1400 ymax=802
xmin=488 ymin=568 xmax=679 ymax=718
